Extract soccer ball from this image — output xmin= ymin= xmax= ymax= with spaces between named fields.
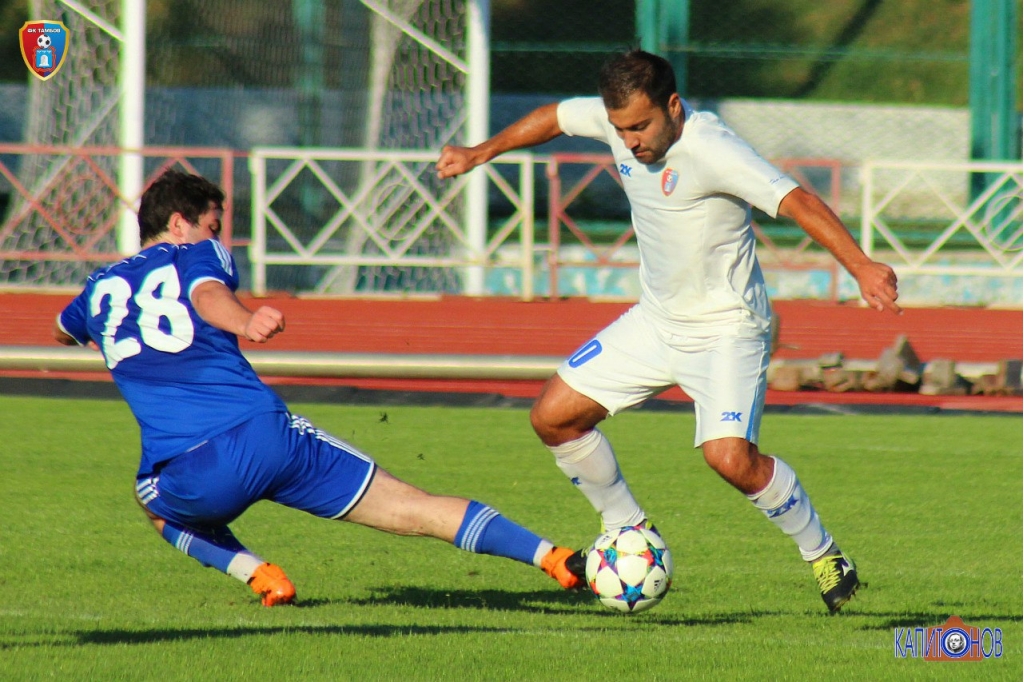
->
xmin=37 ymin=35 xmax=51 ymax=49
xmin=585 ymin=524 xmax=673 ymax=613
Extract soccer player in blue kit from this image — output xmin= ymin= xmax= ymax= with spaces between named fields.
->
xmin=437 ymin=50 xmax=903 ymax=613
xmin=54 ymin=170 xmax=581 ymax=606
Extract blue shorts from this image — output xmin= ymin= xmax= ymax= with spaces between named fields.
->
xmin=136 ymin=411 xmax=376 ymax=529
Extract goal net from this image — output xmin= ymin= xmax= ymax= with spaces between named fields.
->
xmin=325 ymin=0 xmax=469 ymax=294
xmin=1 ymin=0 xmax=473 ymax=294
xmin=0 ymin=0 xmax=123 ymax=288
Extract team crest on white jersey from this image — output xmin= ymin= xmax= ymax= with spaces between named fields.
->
xmin=661 ymin=168 xmax=679 ymax=196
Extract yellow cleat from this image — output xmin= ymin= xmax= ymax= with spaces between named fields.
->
xmin=812 ymin=547 xmax=860 ymax=614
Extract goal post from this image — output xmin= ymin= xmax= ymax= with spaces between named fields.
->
xmin=117 ymin=0 xmax=145 ymax=255
xmin=2 ymin=0 xmax=491 ymax=294
xmin=464 ymin=0 xmax=491 ymax=295
xmin=0 ymin=0 xmax=141 ymax=287
xmin=325 ymin=0 xmax=491 ymax=295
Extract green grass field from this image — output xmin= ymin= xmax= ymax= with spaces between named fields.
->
xmin=1 ymin=395 xmax=1020 ymax=681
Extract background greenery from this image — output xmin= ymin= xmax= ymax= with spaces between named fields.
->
xmin=492 ymin=0 xmax=986 ymax=104
xmin=1 ymin=395 xmax=1020 ymax=680
xmin=0 ymin=0 xmax=1012 ymax=105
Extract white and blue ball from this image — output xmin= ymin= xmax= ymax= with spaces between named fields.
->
xmin=585 ymin=524 xmax=673 ymax=613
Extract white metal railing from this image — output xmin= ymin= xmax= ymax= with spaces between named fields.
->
xmin=247 ymin=152 xmax=1023 ymax=301
xmin=542 ymin=153 xmax=847 ymax=299
xmin=249 ymin=148 xmax=534 ymax=298
xmin=0 ymin=145 xmax=236 ymax=283
xmin=860 ymin=160 xmax=1023 ymax=276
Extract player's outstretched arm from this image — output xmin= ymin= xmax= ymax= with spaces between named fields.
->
xmin=436 ymin=103 xmax=563 ymax=179
xmin=191 ymin=280 xmax=285 ymax=342
xmin=778 ymin=187 xmax=901 ymax=314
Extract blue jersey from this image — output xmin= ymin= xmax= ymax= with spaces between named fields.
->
xmin=59 ymin=240 xmax=286 ymax=475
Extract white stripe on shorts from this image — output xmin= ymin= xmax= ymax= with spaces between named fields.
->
xmin=136 ymin=476 xmax=160 ymax=505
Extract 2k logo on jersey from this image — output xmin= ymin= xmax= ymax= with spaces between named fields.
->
xmin=720 ymin=411 xmax=743 ymax=422
xmin=618 ymin=163 xmax=632 ymax=178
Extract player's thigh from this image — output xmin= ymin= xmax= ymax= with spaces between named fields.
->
xmin=267 ymin=413 xmax=378 ymax=520
xmin=674 ymin=334 xmax=770 ymax=447
xmin=557 ymin=305 xmax=674 ymax=416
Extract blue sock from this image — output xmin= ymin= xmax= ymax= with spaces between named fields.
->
xmin=160 ymin=522 xmax=248 ymax=573
xmin=454 ymin=501 xmax=545 ymax=566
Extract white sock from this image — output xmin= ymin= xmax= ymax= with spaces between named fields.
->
xmin=532 ymin=540 xmax=555 ymax=567
xmin=549 ymin=429 xmax=646 ymax=530
xmin=748 ymin=456 xmax=833 ymax=562
xmin=226 ymin=553 xmax=265 ymax=583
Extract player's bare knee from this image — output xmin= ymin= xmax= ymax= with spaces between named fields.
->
xmin=529 ymin=402 xmax=555 ymax=441
xmin=529 ymin=396 xmax=570 ymax=442
xmin=703 ymin=442 xmax=752 ymax=478
xmin=530 ymin=399 xmax=601 ymax=447
xmin=142 ymin=513 xmax=165 ymax=533
xmin=704 ymin=442 xmax=772 ymax=493
xmin=135 ymin=494 xmax=166 ymax=531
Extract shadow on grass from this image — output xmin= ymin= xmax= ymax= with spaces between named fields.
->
xmin=347 ymin=585 xmax=779 ymax=626
xmin=855 ymin=609 xmax=1024 ymax=630
xmin=347 ymin=585 xmax=588 ymax=613
xmin=0 ymin=589 xmax=785 ymax=649
xmin=0 ymin=623 xmax=516 ymax=649
xmin=1 ymin=605 xmax=772 ymax=650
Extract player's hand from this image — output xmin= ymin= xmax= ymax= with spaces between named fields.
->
xmin=852 ymin=261 xmax=901 ymax=314
xmin=436 ymin=145 xmax=483 ymax=179
xmin=244 ymin=306 xmax=285 ymax=343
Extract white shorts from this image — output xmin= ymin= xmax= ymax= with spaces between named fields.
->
xmin=557 ymin=305 xmax=770 ymax=447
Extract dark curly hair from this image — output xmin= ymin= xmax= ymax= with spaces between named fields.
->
xmin=137 ymin=170 xmax=225 ymax=244
xmin=598 ymin=50 xmax=677 ymax=112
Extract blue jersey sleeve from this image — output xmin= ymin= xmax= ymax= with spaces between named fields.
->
xmin=58 ymin=289 xmax=93 ymax=345
xmin=178 ymin=239 xmax=239 ymax=298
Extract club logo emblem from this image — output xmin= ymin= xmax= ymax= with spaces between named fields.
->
xmin=661 ymin=168 xmax=679 ymax=196
xmin=20 ymin=21 xmax=69 ymax=81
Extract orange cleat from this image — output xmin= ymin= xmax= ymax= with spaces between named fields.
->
xmin=248 ymin=562 xmax=296 ymax=606
xmin=541 ymin=546 xmax=584 ymax=590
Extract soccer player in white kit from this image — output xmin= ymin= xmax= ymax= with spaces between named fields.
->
xmin=436 ymin=50 xmax=901 ymax=613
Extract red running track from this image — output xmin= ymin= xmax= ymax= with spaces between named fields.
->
xmin=2 ymin=293 xmax=1020 ymax=412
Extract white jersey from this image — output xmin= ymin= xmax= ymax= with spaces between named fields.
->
xmin=556 ymin=97 xmax=798 ymax=337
